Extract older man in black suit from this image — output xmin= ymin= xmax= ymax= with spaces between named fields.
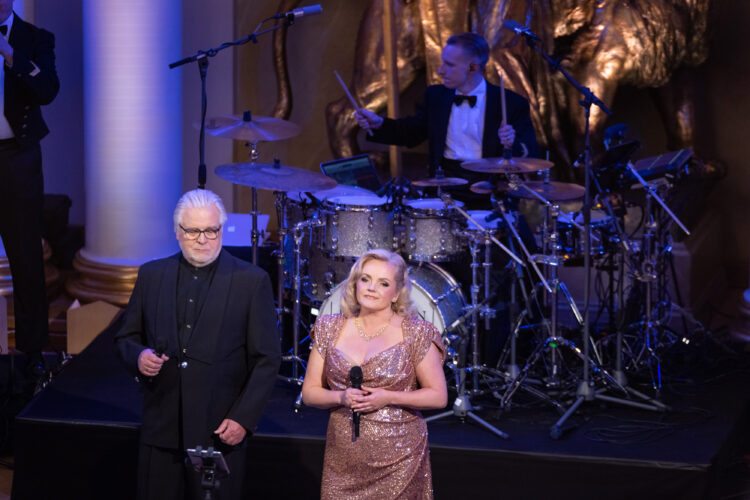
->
xmin=116 ymin=189 xmax=281 ymax=500
xmin=0 ymin=1 xmax=59 ymax=380
xmin=356 ymin=32 xmax=539 ymax=202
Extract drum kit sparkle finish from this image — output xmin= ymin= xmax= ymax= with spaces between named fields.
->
xmin=207 ymin=111 xmax=684 ymax=438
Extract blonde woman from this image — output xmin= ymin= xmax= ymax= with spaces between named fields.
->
xmin=302 ymin=249 xmax=447 ymax=499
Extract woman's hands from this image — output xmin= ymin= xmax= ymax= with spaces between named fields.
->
xmin=348 ymin=386 xmax=392 ymax=413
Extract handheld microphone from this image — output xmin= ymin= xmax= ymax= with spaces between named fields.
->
xmin=349 ymin=365 xmax=363 ymax=438
xmin=276 ymin=4 xmax=323 ymax=19
xmin=503 ymin=20 xmax=540 ymax=41
xmin=154 ymin=340 xmax=167 ymax=358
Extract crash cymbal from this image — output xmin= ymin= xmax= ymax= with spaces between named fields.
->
xmin=461 ymin=156 xmax=553 ymax=174
xmin=500 ymin=181 xmax=585 ymax=201
xmin=412 ymin=176 xmax=469 ymax=187
xmin=202 ymin=111 xmax=301 ymax=142
xmin=215 ymin=161 xmax=337 ymax=192
xmin=469 ymin=180 xmax=495 ymax=194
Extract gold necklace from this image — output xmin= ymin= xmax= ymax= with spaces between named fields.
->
xmin=354 ymin=317 xmax=390 ymax=341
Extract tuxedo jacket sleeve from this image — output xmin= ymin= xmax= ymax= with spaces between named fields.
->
xmin=368 ymin=83 xmax=539 ymax=175
xmin=5 ymin=14 xmax=60 ymax=149
xmin=115 ymin=250 xmax=281 ymax=449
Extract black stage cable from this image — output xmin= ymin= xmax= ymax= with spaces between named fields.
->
xmin=583 ymin=406 xmax=713 ymax=445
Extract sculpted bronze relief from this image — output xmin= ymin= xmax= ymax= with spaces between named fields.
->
xmin=272 ymin=0 xmax=711 ymax=178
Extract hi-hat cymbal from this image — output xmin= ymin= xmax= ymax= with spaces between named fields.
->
xmin=201 ymin=111 xmax=301 ymax=142
xmin=461 ymin=156 xmax=553 ymax=174
xmin=412 ymin=176 xmax=468 ymax=187
xmin=500 ymin=181 xmax=585 ymax=201
xmin=215 ymin=162 xmax=337 ymax=192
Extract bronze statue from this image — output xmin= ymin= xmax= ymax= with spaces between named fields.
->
xmin=271 ymin=0 xmax=711 ymax=179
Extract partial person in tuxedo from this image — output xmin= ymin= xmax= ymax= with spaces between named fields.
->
xmin=355 ymin=32 xmax=540 ymax=204
xmin=0 ymin=1 xmax=59 ymax=381
xmin=115 ymin=189 xmax=280 ymax=500
xmin=356 ymin=32 xmax=541 ymax=364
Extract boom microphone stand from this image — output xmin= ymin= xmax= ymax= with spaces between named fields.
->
xmin=507 ymin=21 xmax=667 ymax=438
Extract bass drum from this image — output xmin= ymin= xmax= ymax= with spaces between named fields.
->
xmin=317 ymin=262 xmax=467 ymax=344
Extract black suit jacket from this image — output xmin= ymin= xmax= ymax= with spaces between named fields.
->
xmin=115 ymin=250 xmax=281 ymax=450
xmin=369 ymin=82 xmax=540 ymax=175
xmin=4 ymin=13 xmax=59 ymax=149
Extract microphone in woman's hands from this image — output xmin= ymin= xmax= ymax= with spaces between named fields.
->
xmin=350 ymin=365 xmax=363 ymax=438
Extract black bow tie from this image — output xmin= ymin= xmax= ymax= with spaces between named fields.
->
xmin=0 ymin=25 xmax=7 ymax=36
xmin=453 ymin=94 xmax=477 ymax=108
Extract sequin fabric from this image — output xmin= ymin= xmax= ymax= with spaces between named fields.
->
xmin=312 ymin=314 xmax=446 ymax=500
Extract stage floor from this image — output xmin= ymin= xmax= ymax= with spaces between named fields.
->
xmin=9 ymin=319 xmax=750 ymax=500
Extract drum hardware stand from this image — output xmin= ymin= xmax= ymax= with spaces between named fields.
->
xmin=426 ymin=228 xmax=510 ymax=439
xmin=507 ymin=27 xmax=671 ymax=438
xmin=279 ymin=218 xmax=324 ymax=410
xmin=623 ymin=164 xmax=689 ymax=397
xmin=498 ymin=204 xmax=581 ymax=411
xmin=274 ymin=191 xmax=291 ymax=332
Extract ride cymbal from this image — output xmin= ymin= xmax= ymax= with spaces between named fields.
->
xmin=461 ymin=156 xmax=553 ymax=174
xmin=500 ymin=181 xmax=585 ymax=201
xmin=202 ymin=111 xmax=301 ymax=142
xmin=215 ymin=161 xmax=337 ymax=192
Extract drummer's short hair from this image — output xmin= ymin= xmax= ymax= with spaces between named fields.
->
xmin=341 ymin=249 xmax=413 ymax=318
xmin=446 ymin=32 xmax=490 ymax=71
xmin=173 ymin=189 xmax=228 ymax=233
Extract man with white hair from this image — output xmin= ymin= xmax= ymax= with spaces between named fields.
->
xmin=116 ymin=189 xmax=280 ymax=500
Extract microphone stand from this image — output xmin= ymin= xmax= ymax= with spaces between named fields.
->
xmin=169 ymin=13 xmax=302 ymax=188
xmin=516 ymin=31 xmax=667 ymax=439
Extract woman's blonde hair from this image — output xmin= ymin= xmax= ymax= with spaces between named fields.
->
xmin=340 ymin=249 xmax=413 ymax=317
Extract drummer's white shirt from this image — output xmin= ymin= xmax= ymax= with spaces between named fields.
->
xmin=443 ymin=78 xmax=486 ymax=161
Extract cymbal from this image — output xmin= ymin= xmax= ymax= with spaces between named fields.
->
xmin=215 ymin=162 xmax=337 ymax=192
xmin=501 ymin=181 xmax=585 ymax=201
xmin=461 ymin=156 xmax=553 ymax=174
xmin=412 ymin=176 xmax=468 ymax=187
xmin=469 ymin=181 xmax=495 ymax=194
xmin=202 ymin=111 xmax=301 ymax=142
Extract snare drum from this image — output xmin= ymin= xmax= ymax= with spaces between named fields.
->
xmin=319 ymin=195 xmax=395 ymax=257
xmin=402 ymin=198 xmax=465 ymax=262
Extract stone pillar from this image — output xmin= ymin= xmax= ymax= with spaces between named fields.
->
xmin=67 ymin=0 xmax=182 ymax=305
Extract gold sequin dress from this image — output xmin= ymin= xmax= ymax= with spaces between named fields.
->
xmin=312 ymin=314 xmax=446 ymax=500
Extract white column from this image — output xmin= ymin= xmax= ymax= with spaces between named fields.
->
xmin=81 ymin=0 xmax=181 ymax=266
xmin=68 ymin=0 xmax=182 ymax=304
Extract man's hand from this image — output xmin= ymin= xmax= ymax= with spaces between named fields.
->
xmin=354 ymin=108 xmax=383 ymax=135
xmin=137 ymin=349 xmax=169 ymax=377
xmin=214 ymin=418 xmax=247 ymax=446
xmin=498 ymin=124 xmax=516 ymax=149
xmin=0 ymin=35 xmax=13 ymax=67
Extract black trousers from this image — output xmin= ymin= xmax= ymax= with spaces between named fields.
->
xmin=137 ymin=442 xmax=248 ymax=500
xmin=0 ymin=139 xmax=48 ymax=353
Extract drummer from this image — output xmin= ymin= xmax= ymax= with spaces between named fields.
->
xmin=355 ymin=32 xmax=540 ymax=206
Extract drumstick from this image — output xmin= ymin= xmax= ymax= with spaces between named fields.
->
xmin=500 ymin=74 xmax=507 ymax=126
xmin=335 ymin=70 xmax=373 ymax=136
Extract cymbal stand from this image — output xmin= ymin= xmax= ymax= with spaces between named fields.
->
xmin=426 ymin=228 xmax=509 ymax=439
xmin=273 ymin=191 xmax=292 ymax=329
xmin=244 ymin=141 xmax=263 ymax=265
xmin=625 ymin=164 xmax=690 ymax=397
xmin=499 ymin=202 xmax=583 ymax=408
xmin=279 ymin=218 xmax=324 ymax=410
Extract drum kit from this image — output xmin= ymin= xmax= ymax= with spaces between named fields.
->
xmin=207 ymin=111 xmax=694 ymax=438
